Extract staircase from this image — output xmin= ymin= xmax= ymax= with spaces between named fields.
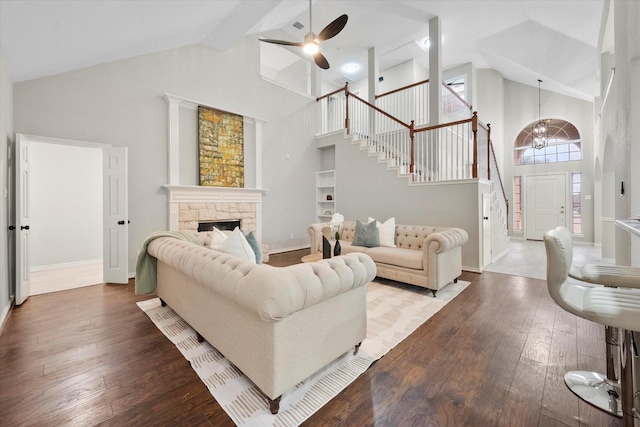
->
xmin=316 ymin=81 xmax=510 ymax=268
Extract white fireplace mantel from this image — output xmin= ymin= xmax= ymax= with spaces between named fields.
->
xmin=164 ymin=185 xmax=266 ymax=203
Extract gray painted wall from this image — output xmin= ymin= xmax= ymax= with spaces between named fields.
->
xmin=331 ymin=132 xmax=484 ymax=271
xmin=12 ymin=39 xmax=320 ymax=276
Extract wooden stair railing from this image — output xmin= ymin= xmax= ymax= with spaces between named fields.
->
xmin=316 ymin=83 xmax=508 ymax=214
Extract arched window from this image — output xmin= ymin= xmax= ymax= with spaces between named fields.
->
xmin=513 ymin=119 xmax=582 ymax=165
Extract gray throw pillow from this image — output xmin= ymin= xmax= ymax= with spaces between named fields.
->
xmin=352 ymin=220 xmax=380 ymax=248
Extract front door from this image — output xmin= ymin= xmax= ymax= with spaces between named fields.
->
xmin=525 ymin=173 xmax=567 ymax=240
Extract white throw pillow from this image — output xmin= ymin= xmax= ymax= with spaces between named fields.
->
xmin=219 ymin=227 xmax=257 ymax=263
xmin=368 ymin=217 xmax=397 ymax=247
xmin=209 ymin=227 xmax=229 ymax=250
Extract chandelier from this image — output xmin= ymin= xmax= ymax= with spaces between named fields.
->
xmin=532 ymin=79 xmax=548 ymax=150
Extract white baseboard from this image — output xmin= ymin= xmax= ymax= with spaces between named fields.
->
xmin=0 ymin=300 xmax=13 ymax=336
xmin=30 ymin=259 xmax=102 ymax=273
xmin=462 ymin=265 xmax=481 ymax=273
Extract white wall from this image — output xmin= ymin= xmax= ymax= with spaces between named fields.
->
xmin=475 ymin=68 xmax=505 ymax=171
xmin=597 ymin=0 xmax=640 ymax=265
xmin=29 ymin=142 xmax=102 ymax=267
xmin=0 ymin=53 xmax=13 ymax=326
xmin=501 ymin=79 xmax=595 ymax=243
xmin=12 ymin=39 xmax=320 ymax=274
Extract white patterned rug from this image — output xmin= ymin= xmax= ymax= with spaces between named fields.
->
xmin=137 ymin=279 xmax=470 ymax=426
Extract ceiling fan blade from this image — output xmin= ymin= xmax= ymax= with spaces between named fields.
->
xmin=316 ymin=14 xmax=348 ymax=42
xmin=314 ymin=52 xmax=330 ymax=69
xmin=259 ymin=38 xmax=303 ymax=47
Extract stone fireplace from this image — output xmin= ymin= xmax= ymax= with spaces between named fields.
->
xmin=164 ymin=185 xmax=265 ymax=242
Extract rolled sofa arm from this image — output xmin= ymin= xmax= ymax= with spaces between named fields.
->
xmin=424 ymin=227 xmax=469 ymax=254
xmin=147 ymin=237 xmax=376 ymax=321
xmin=308 ymin=222 xmax=330 ymax=254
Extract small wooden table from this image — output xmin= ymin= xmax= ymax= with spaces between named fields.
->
xmin=301 ymin=253 xmax=323 ymax=263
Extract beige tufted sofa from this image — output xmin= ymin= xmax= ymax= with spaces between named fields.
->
xmin=309 ymin=221 xmax=468 ymax=296
xmin=143 ymin=234 xmax=376 ymax=414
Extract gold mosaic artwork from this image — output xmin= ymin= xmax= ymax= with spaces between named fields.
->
xmin=198 ymin=106 xmax=244 ymax=187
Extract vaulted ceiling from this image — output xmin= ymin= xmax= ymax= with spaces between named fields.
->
xmin=0 ymin=0 xmax=607 ymax=100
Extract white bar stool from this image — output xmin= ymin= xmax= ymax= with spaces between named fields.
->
xmin=568 ymin=260 xmax=640 ymax=417
xmin=544 ymin=227 xmax=640 ymax=426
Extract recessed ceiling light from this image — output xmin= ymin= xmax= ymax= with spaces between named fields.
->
xmin=343 ymin=63 xmax=359 ymax=73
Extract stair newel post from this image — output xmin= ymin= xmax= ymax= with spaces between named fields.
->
xmin=344 ymin=82 xmax=350 ymax=135
xmin=471 ymin=111 xmax=478 ymax=179
xmin=410 ymin=120 xmax=415 ymax=174
xmin=487 ymin=123 xmax=492 ymax=181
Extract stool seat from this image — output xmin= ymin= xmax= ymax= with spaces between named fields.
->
xmin=583 ymin=286 xmax=640 ymax=331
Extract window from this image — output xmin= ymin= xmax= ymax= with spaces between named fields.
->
xmin=572 ymin=173 xmax=582 ymax=234
xmin=260 ymin=41 xmax=312 ymax=97
xmin=513 ymin=119 xmax=582 ymax=165
xmin=513 ymin=176 xmax=522 ymax=232
xmin=443 ymin=76 xmax=466 ymax=114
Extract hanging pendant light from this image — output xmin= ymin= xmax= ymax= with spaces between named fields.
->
xmin=532 ymin=79 xmax=548 ymax=150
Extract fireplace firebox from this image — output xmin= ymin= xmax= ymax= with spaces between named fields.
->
xmin=198 ymin=219 xmax=241 ymax=232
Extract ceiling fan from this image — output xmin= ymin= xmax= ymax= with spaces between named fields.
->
xmin=259 ymin=0 xmax=348 ymax=70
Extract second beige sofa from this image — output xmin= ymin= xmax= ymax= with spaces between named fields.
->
xmin=309 ymin=220 xmax=468 ymax=296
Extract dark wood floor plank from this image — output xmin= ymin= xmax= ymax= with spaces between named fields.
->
xmin=0 ymin=251 xmax=621 ymax=426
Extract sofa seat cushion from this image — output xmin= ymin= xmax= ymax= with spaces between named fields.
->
xmin=363 ymin=246 xmax=423 ymax=270
xmin=339 ymin=240 xmax=367 ymax=254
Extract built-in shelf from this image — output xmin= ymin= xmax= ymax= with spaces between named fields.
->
xmin=316 ymin=170 xmax=335 ymax=221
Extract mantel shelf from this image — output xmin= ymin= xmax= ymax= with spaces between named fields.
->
xmin=163 ymin=185 xmax=267 ymax=204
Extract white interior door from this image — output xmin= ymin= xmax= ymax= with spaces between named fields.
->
xmin=482 ymin=193 xmax=492 ymax=268
xmin=103 ymin=147 xmax=129 ymax=284
xmin=15 ymin=134 xmax=31 ymax=305
xmin=525 ymin=174 xmax=567 ymax=240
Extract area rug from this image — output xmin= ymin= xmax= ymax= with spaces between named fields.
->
xmin=137 ymin=279 xmax=470 ymax=426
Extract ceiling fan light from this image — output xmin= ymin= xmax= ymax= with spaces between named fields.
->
xmin=303 ymin=41 xmax=319 ymax=54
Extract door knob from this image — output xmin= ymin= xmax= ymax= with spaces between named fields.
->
xmin=118 ymin=220 xmax=125 ymax=225
xmin=8 ymin=225 xmax=15 ymax=230
xmin=20 ymin=225 xmax=30 ymax=230
xmin=483 ymin=216 xmax=489 ymax=220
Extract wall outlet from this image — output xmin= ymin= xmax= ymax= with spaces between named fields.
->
xmin=290 ymin=233 xmax=294 ymax=239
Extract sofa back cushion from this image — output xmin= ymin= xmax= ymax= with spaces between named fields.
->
xmin=340 ymin=222 xmax=443 ymax=251
xmin=340 ymin=221 xmax=358 ymax=242
xmin=395 ymin=225 xmax=439 ymax=250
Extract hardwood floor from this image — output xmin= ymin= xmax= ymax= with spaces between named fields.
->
xmin=0 ymin=249 xmax=621 ymax=426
